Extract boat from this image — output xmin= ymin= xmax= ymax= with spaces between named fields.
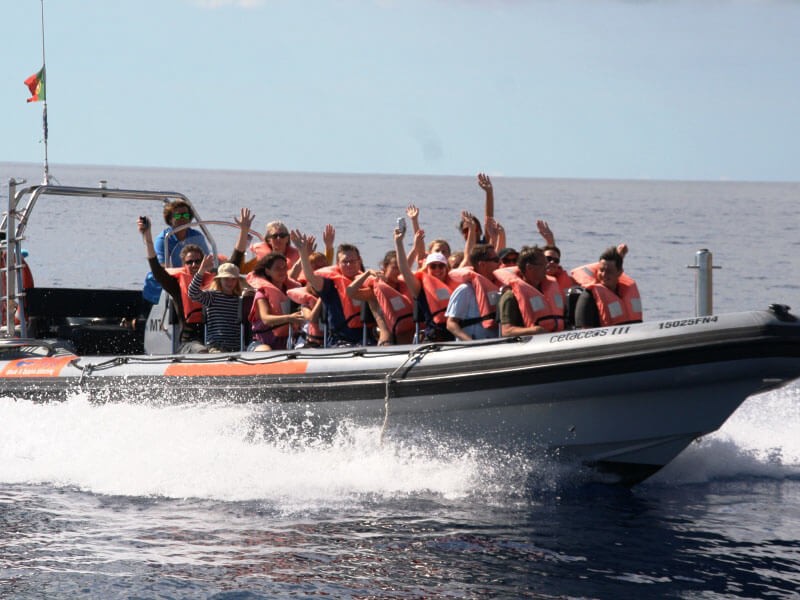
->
xmin=3 ymin=179 xmax=800 ymax=485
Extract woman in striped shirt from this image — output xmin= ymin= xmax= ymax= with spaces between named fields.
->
xmin=188 ymin=255 xmax=246 ymax=353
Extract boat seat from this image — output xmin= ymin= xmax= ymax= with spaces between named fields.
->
xmin=25 ymin=287 xmax=145 ymax=355
xmin=564 ymin=286 xmax=585 ymax=330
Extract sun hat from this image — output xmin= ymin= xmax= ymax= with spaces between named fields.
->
xmin=424 ymin=252 xmax=448 ymax=267
xmin=214 ymin=262 xmax=241 ymax=279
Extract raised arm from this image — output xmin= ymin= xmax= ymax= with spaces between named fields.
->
xmin=477 ymin=172 xmax=494 ymax=230
xmin=394 ymin=227 xmax=422 ymax=298
xmin=460 ymin=210 xmax=478 ymax=267
xmin=233 ymin=208 xmax=255 ymax=254
xmin=290 ymin=230 xmax=324 ymax=293
xmin=322 ymin=224 xmax=336 ymax=265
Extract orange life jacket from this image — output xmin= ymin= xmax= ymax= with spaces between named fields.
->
xmin=586 ymin=281 xmax=643 ymax=326
xmin=370 ymin=278 xmax=415 ymax=338
xmin=493 ymin=268 xmax=566 ymax=332
xmin=551 ymin=267 xmax=576 ymax=298
xmin=286 ymin=286 xmax=324 ymax=345
xmin=415 ymin=271 xmax=458 ymax=325
xmin=248 ymin=278 xmax=301 ymax=338
xmin=571 ymin=262 xmax=636 ymax=289
xmin=167 ymin=267 xmax=214 ymax=324
xmin=315 ymin=265 xmax=364 ymax=329
xmin=448 ymin=267 xmax=501 ymax=329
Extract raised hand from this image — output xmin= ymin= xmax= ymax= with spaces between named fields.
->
xmin=322 ymin=224 xmax=336 ymax=249
xmin=477 ymin=172 xmax=492 ymax=191
xmin=235 ymin=207 xmax=255 ymax=232
xmin=537 ymin=220 xmax=555 ymax=246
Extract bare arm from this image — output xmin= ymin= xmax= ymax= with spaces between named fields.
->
xmin=477 ymin=172 xmax=494 ymax=230
xmin=461 ymin=210 xmax=478 ymax=267
xmin=233 ymin=208 xmax=255 ymax=254
xmin=345 ymin=269 xmax=378 ymax=302
xmin=290 ymin=230 xmax=324 ymax=293
xmin=255 ymin=298 xmax=305 ymax=328
xmin=446 ymin=316 xmax=473 ymax=341
xmin=394 ymin=227 xmax=421 ymax=298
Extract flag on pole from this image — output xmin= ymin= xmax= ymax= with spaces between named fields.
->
xmin=24 ymin=67 xmax=46 ymax=103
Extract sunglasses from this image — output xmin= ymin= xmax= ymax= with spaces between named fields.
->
xmin=545 ymin=256 xmax=560 ymax=264
xmin=173 ymin=212 xmax=192 ymax=220
xmin=501 ymin=256 xmax=518 ymax=264
xmin=428 ymin=263 xmax=447 ymax=270
xmin=269 ymin=232 xmax=289 ymax=239
xmin=185 ymin=258 xmax=202 ymax=265
xmin=482 ymin=256 xmax=500 ymax=263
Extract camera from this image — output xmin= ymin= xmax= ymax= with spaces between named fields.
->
xmin=140 ymin=216 xmax=150 ymax=230
xmin=396 ymin=217 xmax=406 ymax=235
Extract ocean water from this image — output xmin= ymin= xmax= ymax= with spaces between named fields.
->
xmin=1 ymin=162 xmax=800 ymax=598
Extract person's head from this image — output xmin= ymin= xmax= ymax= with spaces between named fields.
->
xmin=517 ymin=245 xmax=547 ymax=287
xmin=543 ymin=244 xmax=562 ymax=276
xmin=458 ymin=214 xmax=482 ymax=240
xmin=164 ymin=200 xmax=193 ymax=227
xmin=308 ymin=251 xmax=329 ymax=271
xmin=424 ymin=252 xmax=449 ymax=282
xmin=264 ymin=221 xmax=290 ymax=253
xmin=428 ymin=239 xmax=451 ymax=257
xmin=470 ymin=244 xmax=500 ymax=278
xmin=180 ymin=244 xmax=205 ymax=274
xmin=336 ymin=243 xmax=362 ymax=279
xmin=381 ymin=250 xmax=401 ymax=284
xmin=212 ymin=262 xmax=243 ymax=295
xmin=448 ymin=251 xmax=464 ymax=269
xmin=254 ymin=252 xmax=289 ymax=286
xmin=598 ymin=246 xmax=624 ymax=290
xmin=498 ymin=248 xmax=519 ymax=267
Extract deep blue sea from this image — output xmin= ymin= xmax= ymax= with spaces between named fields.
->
xmin=2 ymin=162 xmax=800 ymax=599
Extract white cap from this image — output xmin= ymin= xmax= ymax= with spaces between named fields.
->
xmin=424 ymin=252 xmax=448 ymax=267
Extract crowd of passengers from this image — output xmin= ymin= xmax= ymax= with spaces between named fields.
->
xmin=136 ymin=174 xmax=642 ymax=353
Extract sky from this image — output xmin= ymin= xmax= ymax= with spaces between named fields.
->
xmin=3 ymin=0 xmax=800 ymax=181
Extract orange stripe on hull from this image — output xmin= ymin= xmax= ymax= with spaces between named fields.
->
xmin=164 ymin=361 xmax=309 ymax=377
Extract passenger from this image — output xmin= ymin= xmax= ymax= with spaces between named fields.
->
xmin=249 ymin=221 xmax=299 ymax=268
xmin=536 ymin=220 xmax=576 ymax=297
xmin=292 ymin=231 xmax=390 ymax=347
xmin=476 ymin=173 xmax=507 ymax=251
xmin=286 ymin=284 xmax=325 ymax=347
xmin=394 ymin=226 xmax=458 ymax=342
xmin=445 ymin=244 xmax=502 ymax=341
xmin=573 ymin=246 xmax=642 ymax=328
xmin=137 ymin=208 xmax=254 ymax=353
xmin=428 ymin=239 xmax=451 ymax=259
xmin=142 ymin=200 xmax=210 ymax=305
xmin=189 ymin=255 xmax=247 ymax=353
xmin=247 ymin=252 xmax=305 ymax=351
xmin=346 ymin=250 xmax=416 ymax=344
xmin=448 ymin=251 xmax=464 ymax=270
xmin=498 ymin=248 xmax=519 ymax=267
xmin=496 ymin=246 xmax=565 ymax=337
xmin=0 ymin=234 xmax=34 ymax=329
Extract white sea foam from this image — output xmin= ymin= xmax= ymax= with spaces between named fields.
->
xmin=0 ymin=394 xmax=534 ymax=508
xmin=648 ymin=383 xmax=800 ymax=485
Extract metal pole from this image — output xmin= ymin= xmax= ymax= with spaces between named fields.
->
xmin=689 ymin=249 xmax=714 ymax=317
xmin=4 ymin=180 xmax=19 ymax=336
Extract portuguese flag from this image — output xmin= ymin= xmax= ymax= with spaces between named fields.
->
xmin=24 ymin=67 xmax=45 ymax=103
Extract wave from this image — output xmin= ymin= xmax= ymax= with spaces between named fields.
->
xmin=647 ymin=383 xmax=800 ymax=485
